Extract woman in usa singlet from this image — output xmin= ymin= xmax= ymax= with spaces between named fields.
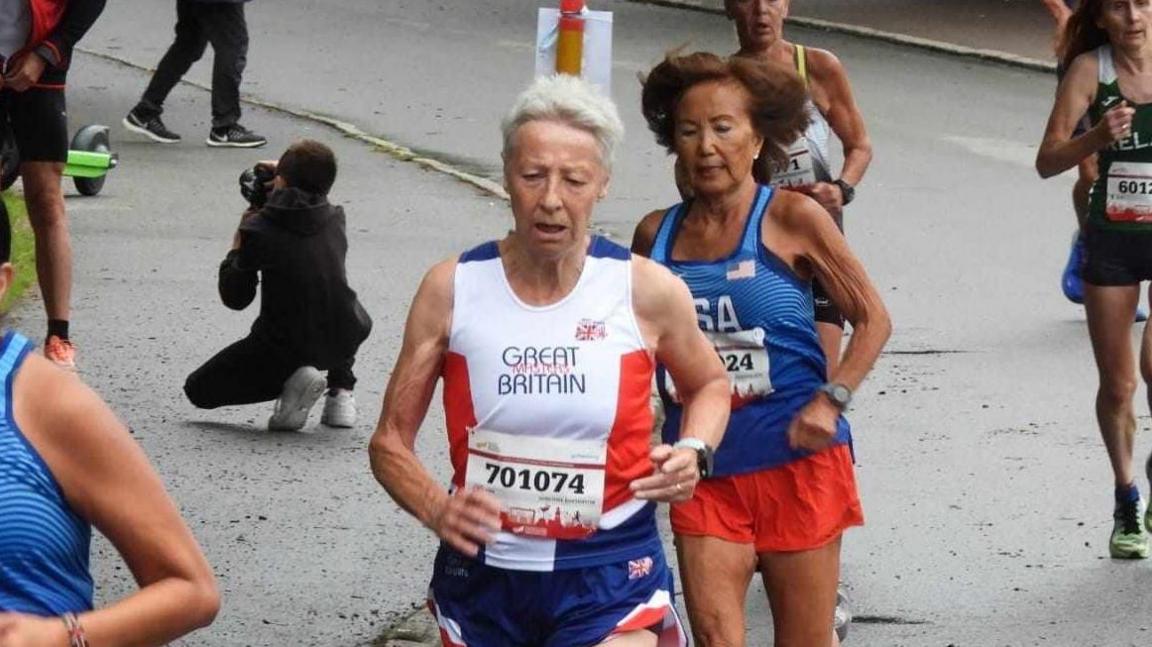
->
xmin=636 ymin=52 xmax=890 ymax=647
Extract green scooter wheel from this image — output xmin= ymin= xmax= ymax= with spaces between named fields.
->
xmin=71 ymin=125 xmax=114 ymax=196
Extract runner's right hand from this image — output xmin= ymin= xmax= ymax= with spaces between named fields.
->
xmin=1098 ymin=100 xmax=1135 ymax=144
xmin=428 ymin=487 xmax=502 ymax=557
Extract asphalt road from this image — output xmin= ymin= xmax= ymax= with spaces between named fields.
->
xmin=13 ymin=0 xmax=1152 ymax=645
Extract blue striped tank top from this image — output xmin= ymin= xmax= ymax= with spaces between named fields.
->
xmin=651 ymin=185 xmax=851 ymax=476
xmin=0 ymin=331 xmax=93 ymax=614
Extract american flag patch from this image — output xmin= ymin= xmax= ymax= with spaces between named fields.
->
xmin=575 ymin=319 xmax=607 ymax=341
xmin=628 ymin=556 xmax=653 ymax=580
xmin=726 ymin=259 xmax=756 ymax=280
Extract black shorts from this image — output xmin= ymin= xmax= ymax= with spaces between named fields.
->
xmin=1082 ymin=226 xmax=1152 ymax=286
xmin=0 ymin=88 xmax=68 ymax=164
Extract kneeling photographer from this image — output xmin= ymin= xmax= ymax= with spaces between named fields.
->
xmin=185 ymin=139 xmax=372 ymax=431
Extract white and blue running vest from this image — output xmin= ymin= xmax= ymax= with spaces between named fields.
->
xmin=443 ymin=236 xmax=663 ymax=571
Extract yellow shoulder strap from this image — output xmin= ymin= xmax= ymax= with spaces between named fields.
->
xmin=794 ymin=44 xmax=809 ymax=88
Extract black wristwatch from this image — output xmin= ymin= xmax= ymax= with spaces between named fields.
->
xmin=833 ymin=179 xmax=856 ymax=206
xmin=674 ymin=438 xmax=715 ymax=479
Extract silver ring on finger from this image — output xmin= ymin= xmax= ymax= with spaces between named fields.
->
xmin=675 ymin=482 xmax=683 ymax=492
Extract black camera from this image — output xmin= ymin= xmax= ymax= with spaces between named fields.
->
xmin=239 ymin=164 xmax=276 ymax=209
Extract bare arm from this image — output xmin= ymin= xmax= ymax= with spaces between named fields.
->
xmin=630 ymin=209 xmax=666 ymax=258
xmin=1041 ymin=0 xmax=1073 ymax=27
xmin=770 ymin=193 xmax=891 ymax=450
xmin=368 ymin=260 xmax=500 ymax=557
xmin=630 ymin=257 xmax=730 ymax=501
xmin=1 ymin=355 xmax=219 ymax=646
xmin=810 ymin=49 xmax=872 ymax=188
xmin=791 ymin=200 xmax=890 ymax=391
xmin=1037 ymin=52 xmax=1128 ymax=178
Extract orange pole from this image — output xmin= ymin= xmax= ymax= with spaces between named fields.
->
xmin=556 ymin=0 xmax=585 ymax=76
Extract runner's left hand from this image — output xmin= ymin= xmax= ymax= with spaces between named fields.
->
xmin=0 ymin=612 xmax=68 ymax=647
xmin=630 ymin=444 xmax=698 ymax=502
xmin=4 ymin=55 xmax=46 ymax=93
xmin=787 ymin=395 xmax=840 ymax=452
xmin=805 ymin=182 xmax=844 ymax=217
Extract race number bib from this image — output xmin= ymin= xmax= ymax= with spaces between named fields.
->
xmin=665 ymin=328 xmax=772 ymax=407
xmin=1106 ymin=162 xmax=1152 ymax=222
xmin=772 ymin=141 xmax=816 ymax=189
xmin=465 ymin=428 xmax=606 ymax=540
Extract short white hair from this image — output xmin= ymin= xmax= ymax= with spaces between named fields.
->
xmin=501 ymin=75 xmax=624 ymax=171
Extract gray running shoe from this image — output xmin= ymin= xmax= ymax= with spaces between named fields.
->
xmin=268 ymin=366 xmax=327 ymax=431
xmin=834 ymin=586 xmax=852 ymax=642
xmin=207 ymin=123 xmax=267 ymax=148
xmin=123 ymin=109 xmax=181 ymax=143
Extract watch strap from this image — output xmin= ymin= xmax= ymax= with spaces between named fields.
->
xmin=834 ymin=179 xmax=855 ymax=205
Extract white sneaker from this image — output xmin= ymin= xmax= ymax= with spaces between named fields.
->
xmin=268 ymin=366 xmax=327 ymax=431
xmin=834 ymin=586 xmax=852 ymax=642
xmin=321 ymin=389 xmax=357 ymax=428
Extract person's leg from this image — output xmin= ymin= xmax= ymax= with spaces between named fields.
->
xmin=1084 ymin=281 xmax=1147 ymax=557
xmin=675 ymin=535 xmax=756 ymax=646
xmin=758 ymin=537 xmax=842 ymax=647
xmin=1084 ymin=283 xmax=1140 ymax=488
xmin=1139 ymin=282 xmax=1152 ymax=531
xmin=595 ymin=630 xmax=657 ymax=646
xmin=327 ymin=356 xmax=356 ymax=392
xmin=200 ymin=2 xmax=248 ymax=129
xmin=19 ymin=163 xmax=70 ymax=328
xmin=11 ymin=86 xmax=71 ymax=362
xmin=184 ymin=335 xmax=296 ymax=409
xmin=136 ymin=0 xmax=209 ymax=117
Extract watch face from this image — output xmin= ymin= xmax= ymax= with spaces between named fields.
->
xmin=831 ymin=384 xmax=851 ymax=404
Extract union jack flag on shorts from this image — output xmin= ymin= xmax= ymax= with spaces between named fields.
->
xmin=628 ymin=556 xmax=653 ymax=580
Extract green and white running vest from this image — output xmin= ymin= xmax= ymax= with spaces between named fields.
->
xmin=1089 ymin=44 xmax=1152 ymax=230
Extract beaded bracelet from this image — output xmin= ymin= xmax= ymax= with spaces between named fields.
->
xmin=61 ymin=612 xmax=89 ymax=647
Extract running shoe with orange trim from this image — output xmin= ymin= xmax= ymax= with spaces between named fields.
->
xmin=44 ymin=335 xmax=76 ymax=370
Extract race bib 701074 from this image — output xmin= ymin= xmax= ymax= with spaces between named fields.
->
xmin=465 ymin=428 xmax=606 ymax=540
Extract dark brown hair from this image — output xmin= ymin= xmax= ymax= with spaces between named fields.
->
xmin=1059 ymin=0 xmax=1107 ymax=70
xmin=278 ymin=139 xmax=338 ymax=196
xmin=640 ymin=51 xmax=809 ymax=173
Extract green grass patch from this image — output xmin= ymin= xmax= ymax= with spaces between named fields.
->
xmin=1 ymin=191 xmax=36 ymax=314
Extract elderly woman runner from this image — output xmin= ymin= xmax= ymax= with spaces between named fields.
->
xmin=634 ymin=52 xmax=890 ymax=646
xmin=369 ymin=75 xmax=730 ymax=646
xmin=0 ymin=200 xmax=219 ymax=644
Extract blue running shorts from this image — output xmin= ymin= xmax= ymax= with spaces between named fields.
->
xmin=427 ymin=545 xmax=686 ymax=647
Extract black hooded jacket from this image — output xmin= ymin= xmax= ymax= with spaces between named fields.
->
xmin=218 ymin=187 xmax=371 ymax=367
